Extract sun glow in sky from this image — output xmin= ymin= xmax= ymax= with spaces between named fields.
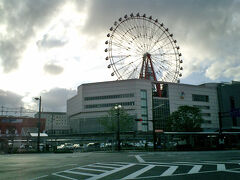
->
xmin=0 ymin=0 xmax=240 ymax=112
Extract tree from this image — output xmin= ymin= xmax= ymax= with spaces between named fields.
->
xmin=99 ymin=107 xmax=134 ymax=132
xmin=166 ymin=105 xmax=203 ymax=132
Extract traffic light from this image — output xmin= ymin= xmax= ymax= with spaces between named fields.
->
xmin=135 ymin=118 xmax=143 ymax=121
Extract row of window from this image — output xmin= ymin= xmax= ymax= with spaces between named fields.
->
xmin=201 ymin=113 xmax=211 ymax=117
xmin=140 ymin=90 xmax=148 ymax=132
xmin=84 ymin=93 xmax=134 ymax=101
xmin=203 ymin=120 xmax=212 ymax=124
xmin=85 ymin=101 xmax=135 ymax=109
xmin=192 ymin=94 xmax=209 ymax=102
xmin=193 ymin=105 xmax=210 ymax=110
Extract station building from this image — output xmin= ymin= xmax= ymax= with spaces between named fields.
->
xmin=67 ymin=79 xmax=220 ymax=134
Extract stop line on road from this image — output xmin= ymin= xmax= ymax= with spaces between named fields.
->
xmin=51 ymin=161 xmax=240 ymax=179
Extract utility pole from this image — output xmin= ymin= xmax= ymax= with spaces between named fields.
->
xmin=115 ymin=105 xmax=121 ymax=151
xmin=35 ymin=96 xmax=41 ymax=152
xmin=51 ymin=113 xmax=54 ymax=135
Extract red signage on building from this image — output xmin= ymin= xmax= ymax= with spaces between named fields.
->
xmin=0 ymin=116 xmax=46 ymax=135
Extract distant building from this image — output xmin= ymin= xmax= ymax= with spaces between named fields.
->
xmin=217 ymin=81 xmax=240 ymax=131
xmin=0 ymin=116 xmax=45 ymax=136
xmin=67 ymin=79 xmax=220 ymax=134
xmin=35 ymin=112 xmax=70 ymax=135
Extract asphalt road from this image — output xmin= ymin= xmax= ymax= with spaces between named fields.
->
xmin=1 ymin=150 xmax=240 ymax=180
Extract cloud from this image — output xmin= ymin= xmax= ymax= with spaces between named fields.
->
xmin=83 ymin=0 xmax=240 ymax=81
xmin=37 ymin=34 xmax=68 ymax=49
xmin=43 ymin=63 xmax=64 ymax=75
xmin=40 ymin=88 xmax=76 ymax=112
xmin=0 ymin=89 xmax=23 ymax=107
xmin=206 ymin=56 xmax=240 ymax=80
xmin=0 ymin=0 xmax=66 ymax=73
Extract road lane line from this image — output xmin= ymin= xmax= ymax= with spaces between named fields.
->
xmin=123 ymin=164 xmax=155 ymax=179
xmin=76 ymin=167 xmax=107 ymax=172
xmin=31 ymin=175 xmax=48 ymax=180
xmin=217 ymin=164 xmax=226 ymax=171
xmin=86 ymin=164 xmax=115 ymax=169
xmin=188 ymin=165 xmax=202 ymax=174
xmin=160 ymin=166 xmax=178 ymax=176
xmin=95 ymin=163 xmax=123 ymax=167
xmin=86 ymin=163 xmax=135 ymax=180
xmin=64 ymin=170 xmax=96 ymax=176
xmin=226 ymin=170 xmax=240 ymax=174
xmin=54 ymin=164 xmax=78 ymax=168
xmin=135 ymin=155 xmax=145 ymax=163
xmin=52 ymin=173 xmax=77 ymax=180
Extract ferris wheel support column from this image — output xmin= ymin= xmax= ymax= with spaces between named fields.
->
xmin=140 ymin=53 xmax=162 ymax=97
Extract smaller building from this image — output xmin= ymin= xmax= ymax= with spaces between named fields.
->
xmin=35 ymin=112 xmax=70 ymax=135
xmin=0 ymin=116 xmax=45 ymax=136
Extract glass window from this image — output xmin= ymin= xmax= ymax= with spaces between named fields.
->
xmin=193 ymin=105 xmax=210 ymax=110
xmin=141 ymin=100 xmax=147 ymax=107
xmin=140 ymin=90 xmax=147 ymax=99
xmin=201 ymin=113 xmax=211 ymax=117
xmin=85 ymin=101 xmax=135 ymax=109
xmin=141 ymin=108 xmax=147 ymax=115
xmin=192 ymin=94 xmax=209 ymax=102
xmin=84 ymin=93 xmax=134 ymax=101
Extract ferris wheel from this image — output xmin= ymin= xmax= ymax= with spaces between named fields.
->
xmin=105 ymin=13 xmax=183 ymax=83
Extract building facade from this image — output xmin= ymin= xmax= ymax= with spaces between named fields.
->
xmin=0 ymin=116 xmax=45 ymax=136
xmin=67 ymin=79 xmax=153 ymax=134
xmin=67 ymin=79 xmax=220 ymax=134
xmin=217 ymin=81 xmax=240 ymax=130
xmin=34 ymin=112 xmax=70 ymax=135
xmin=152 ymin=82 xmax=219 ymax=131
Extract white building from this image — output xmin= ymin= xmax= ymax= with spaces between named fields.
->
xmin=35 ymin=112 xmax=70 ymax=135
xmin=67 ymin=79 xmax=219 ymax=134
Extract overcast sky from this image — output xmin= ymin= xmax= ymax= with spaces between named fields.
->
xmin=0 ymin=0 xmax=239 ymax=113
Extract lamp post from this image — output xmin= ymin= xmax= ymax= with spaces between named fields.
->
xmin=34 ymin=96 xmax=41 ymax=152
xmin=114 ymin=104 xmax=121 ymax=151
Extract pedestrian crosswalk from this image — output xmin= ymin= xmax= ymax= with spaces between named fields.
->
xmin=52 ymin=161 xmax=240 ymax=179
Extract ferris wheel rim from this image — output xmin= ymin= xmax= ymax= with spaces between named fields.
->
xmin=105 ymin=13 xmax=183 ymax=83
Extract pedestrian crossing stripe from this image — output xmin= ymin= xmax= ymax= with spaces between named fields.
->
xmin=52 ymin=162 xmax=240 ymax=180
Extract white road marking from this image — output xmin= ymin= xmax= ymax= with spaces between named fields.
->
xmin=123 ymin=165 xmax=155 ymax=179
xmin=86 ymin=164 xmax=115 ymax=169
xmin=31 ymin=175 xmax=48 ymax=180
xmin=135 ymin=155 xmax=145 ymax=163
xmin=51 ymin=161 xmax=240 ymax=180
xmin=217 ymin=164 xmax=226 ymax=171
xmin=160 ymin=166 xmax=178 ymax=176
xmin=52 ymin=172 xmax=77 ymax=180
xmin=54 ymin=164 xmax=78 ymax=168
xmin=188 ymin=165 xmax=202 ymax=174
xmin=95 ymin=163 xmax=123 ymax=167
xmin=86 ymin=163 xmax=135 ymax=180
xmin=76 ymin=167 xmax=107 ymax=172
xmin=64 ymin=170 xmax=97 ymax=176
xmin=226 ymin=170 xmax=240 ymax=174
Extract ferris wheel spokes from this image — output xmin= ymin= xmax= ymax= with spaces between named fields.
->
xmin=105 ymin=13 xmax=183 ymax=84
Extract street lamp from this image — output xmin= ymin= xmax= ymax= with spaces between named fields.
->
xmin=114 ymin=104 xmax=122 ymax=151
xmin=34 ymin=96 xmax=41 ymax=152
